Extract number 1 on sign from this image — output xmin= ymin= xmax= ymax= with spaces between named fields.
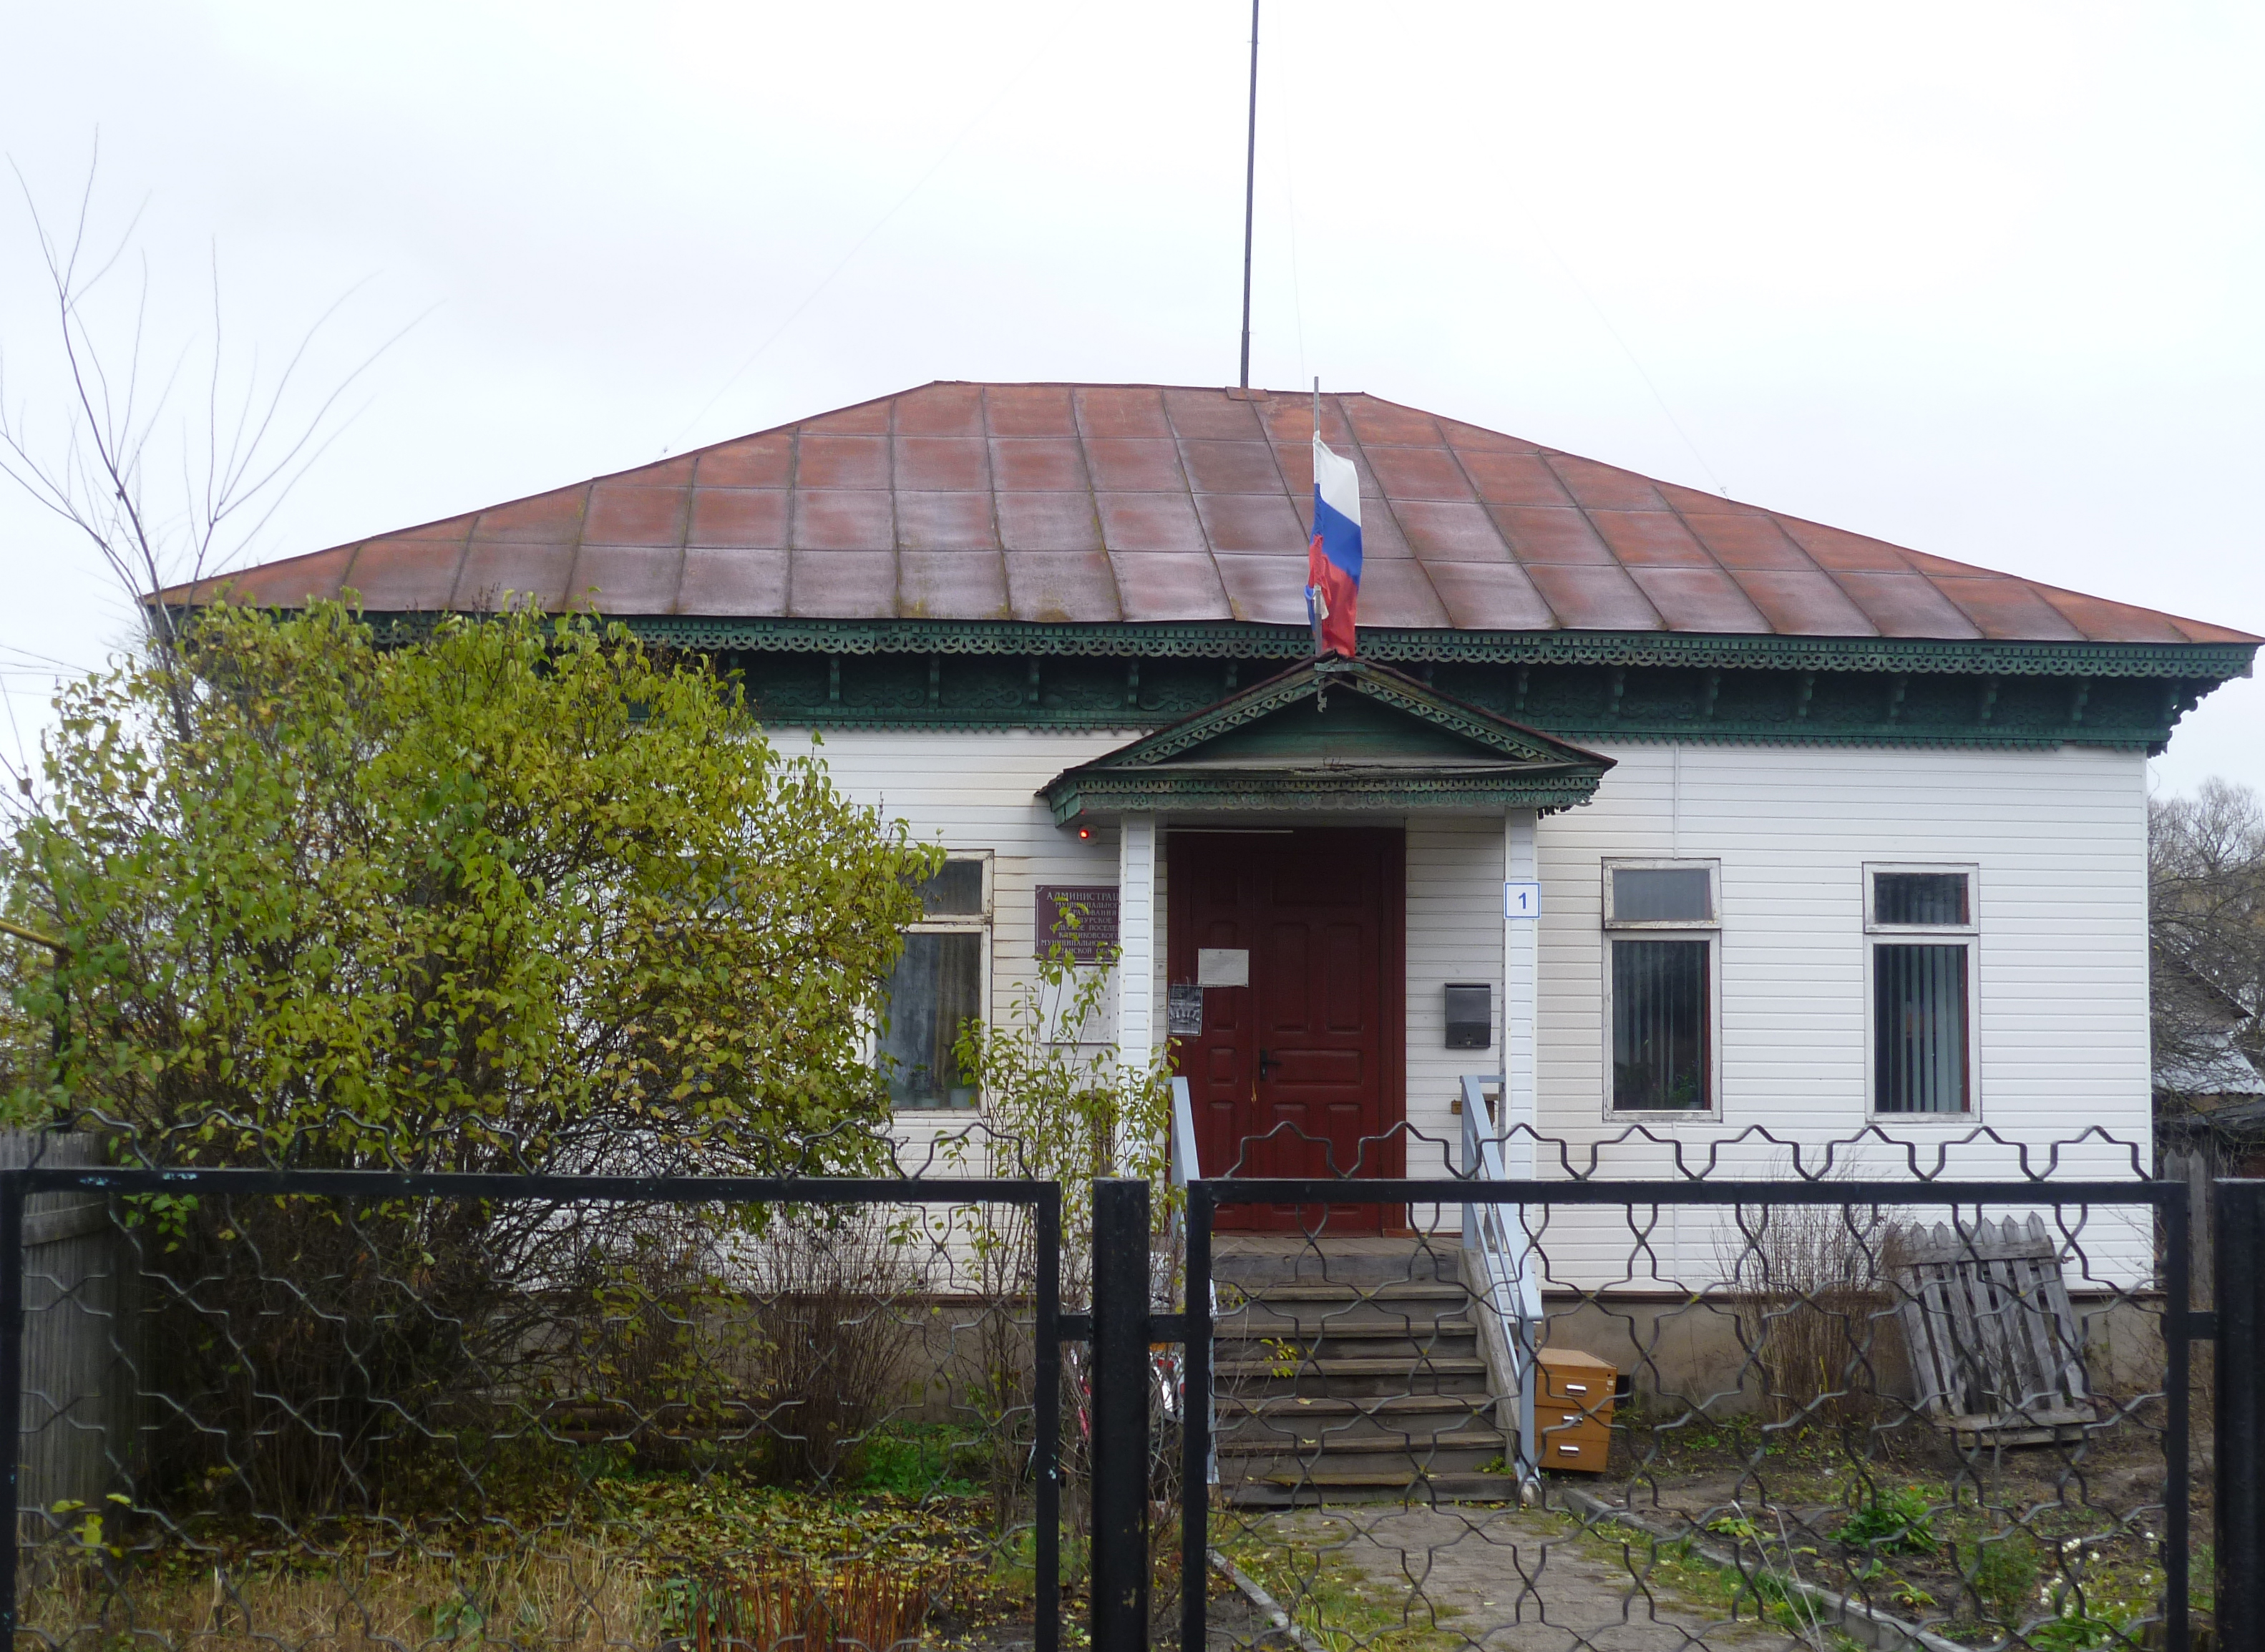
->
xmin=1504 ymin=880 xmax=1541 ymax=919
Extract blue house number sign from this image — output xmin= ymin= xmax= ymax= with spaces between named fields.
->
xmin=1504 ymin=881 xmax=1541 ymax=919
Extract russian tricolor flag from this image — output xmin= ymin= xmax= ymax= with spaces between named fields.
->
xmin=1307 ymin=433 xmax=1363 ymax=657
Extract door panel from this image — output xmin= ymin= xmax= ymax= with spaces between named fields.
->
xmin=1167 ymin=828 xmax=1405 ymax=1231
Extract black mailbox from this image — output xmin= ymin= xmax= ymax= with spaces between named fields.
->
xmin=1444 ymin=983 xmax=1491 ymax=1050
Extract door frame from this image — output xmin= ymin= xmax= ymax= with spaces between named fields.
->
xmin=1164 ymin=826 xmax=1408 ymax=1218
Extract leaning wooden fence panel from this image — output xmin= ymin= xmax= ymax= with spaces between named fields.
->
xmin=1894 ymin=1212 xmax=2095 ymax=1447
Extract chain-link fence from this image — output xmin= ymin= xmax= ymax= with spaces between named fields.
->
xmin=0 ymin=1124 xmax=2229 ymax=1652
xmin=1 ymin=1151 xmax=1077 ymax=1652
xmin=1182 ymin=1124 xmax=2200 ymax=1652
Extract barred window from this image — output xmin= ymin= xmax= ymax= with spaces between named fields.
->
xmin=1603 ymin=861 xmax=1718 ymax=1113
xmin=1866 ymin=866 xmax=1975 ymax=1115
xmin=879 ymin=856 xmax=990 ymax=1110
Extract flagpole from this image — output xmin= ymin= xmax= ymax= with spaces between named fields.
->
xmin=1309 ymin=376 xmax=1326 ymax=662
xmin=1238 ymin=0 xmax=1260 ymax=389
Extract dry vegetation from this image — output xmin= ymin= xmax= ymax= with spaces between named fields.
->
xmin=26 ymin=1542 xmax=649 ymax=1652
xmin=1718 ymin=1198 xmax=1905 ymax=1427
xmin=20 ymin=1475 xmax=1020 ymax=1652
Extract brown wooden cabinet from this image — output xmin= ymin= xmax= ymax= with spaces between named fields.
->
xmin=1536 ymin=1349 xmax=1617 ymax=1475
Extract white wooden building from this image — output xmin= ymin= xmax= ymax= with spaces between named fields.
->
xmin=179 ymin=381 xmax=2258 ymax=1258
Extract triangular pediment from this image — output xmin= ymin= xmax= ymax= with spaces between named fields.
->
xmin=1183 ymin=692 xmax=1513 ymax=768
xmin=1039 ymin=658 xmax=1612 ymax=821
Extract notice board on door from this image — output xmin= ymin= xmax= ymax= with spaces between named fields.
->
xmin=1036 ymin=885 xmax=1119 ymax=962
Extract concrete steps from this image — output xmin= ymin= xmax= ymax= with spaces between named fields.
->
xmin=1211 ymin=1241 xmax=1513 ymax=1507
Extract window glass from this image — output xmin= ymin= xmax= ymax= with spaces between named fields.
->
xmin=1612 ymin=866 xmax=1713 ymax=924
xmin=1874 ymin=871 xmax=1968 ymax=927
xmin=879 ymin=932 xmax=983 ymax=1108
xmin=1612 ymin=938 xmax=1710 ymax=1109
xmin=1874 ymin=943 xmax=1968 ymax=1112
xmin=913 ymin=859 xmax=985 ymax=917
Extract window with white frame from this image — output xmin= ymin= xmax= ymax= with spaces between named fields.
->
xmin=878 ymin=856 xmax=990 ymax=1110
xmin=1866 ymin=865 xmax=1976 ymax=1114
xmin=1602 ymin=861 xmax=1719 ymax=1112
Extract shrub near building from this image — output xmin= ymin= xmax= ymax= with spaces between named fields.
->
xmin=0 ymin=600 xmax=940 ymax=1512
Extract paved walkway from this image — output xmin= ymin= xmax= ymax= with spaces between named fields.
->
xmin=1234 ymin=1507 xmax=1808 ymax=1652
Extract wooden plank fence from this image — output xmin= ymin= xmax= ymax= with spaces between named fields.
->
xmin=1894 ymin=1213 xmax=2095 ymax=1447
xmin=4 ymin=1132 xmax=133 ymax=1533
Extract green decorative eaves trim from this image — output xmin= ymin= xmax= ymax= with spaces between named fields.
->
xmin=779 ymin=715 xmax=2174 ymax=751
xmin=604 ymin=615 xmax=2258 ymax=681
xmin=326 ymin=610 xmax=2236 ymax=753
xmin=1042 ymin=771 xmax=1605 ymax=824
xmin=718 ymin=644 xmax=2223 ymax=753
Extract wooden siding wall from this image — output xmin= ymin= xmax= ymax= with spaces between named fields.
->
xmin=1542 ymin=743 xmax=2148 ymax=1135
xmin=766 ymin=728 xmax=1144 ymax=1172
xmin=1406 ymin=818 xmax=1507 ymax=1180
xmin=1527 ymin=741 xmax=2154 ymax=1289
xmin=775 ymin=730 xmax=2154 ymax=1286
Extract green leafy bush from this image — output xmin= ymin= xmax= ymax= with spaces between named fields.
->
xmin=857 ymin=1426 xmax=985 ymax=1499
xmin=5 ymin=600 xmax=934 ymax=1163
xmin=1958 ymin=1528 xmax=2040 ymax=1623
xmin=0 ymin=602 xmax=940 ymax=1514
xmin=1833 ymin=1485 xmax=1938 ymax=1556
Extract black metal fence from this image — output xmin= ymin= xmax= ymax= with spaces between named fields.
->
xmin=0 ymin=1162 xmax=1070 ymax=1652
xmin=4 ymin=1147 xmax=2256 ymax=1652
xmin=1172 ymin=1157 xmax=2202 ymax=1652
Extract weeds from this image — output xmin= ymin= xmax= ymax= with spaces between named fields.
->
xmin=685 ymin=1559 xmax=933 ymax=1652
xmin=25 ymin=1540 xmax=646 ymax=1652
xmin=1832 ymin=1485 xmax=1937 ymax=1556
xmin=1952 ymin=1527 xmax=2040 ymax=1623
xmin=19 ymin=1471 xmax=1029 ymax=1652
xmin=1717 ymin=1188 xmax=1901 ymax=1429
xmin=853 ymin=1425 xmax=985 ymax=1500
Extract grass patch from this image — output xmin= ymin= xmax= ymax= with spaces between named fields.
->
xmin=1574 ymin=1500 xmax=2190 ymax=1649
xmin=1214 ymin=1518 xmax=1463 ymax=1652
xmin=1567 ymin=1519 xmax=1867 ymax=1648
xmin=852 ymin=1424 xmax=986 ymax=1499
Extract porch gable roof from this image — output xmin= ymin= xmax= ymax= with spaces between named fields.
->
xmin=1038 ymin=656 xmax=1612 ymax=822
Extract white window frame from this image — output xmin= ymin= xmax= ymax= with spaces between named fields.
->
xmin=1862 ymin=861 xmax=1980 ymax=1119
xmin=1599 ymin=859 xmax=1722 ymax=1119
xmin=883 ymin=851 xmax=994 ymax=1113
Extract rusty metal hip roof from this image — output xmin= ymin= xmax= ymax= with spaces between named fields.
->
xmin=164 ymin=380 xmax=2257 ymax=650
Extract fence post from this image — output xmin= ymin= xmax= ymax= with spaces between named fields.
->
xmin=1179 ymin=1181 xmax=1212 ymax=1652
xmin=0 ymin=1169 xmax=21 ymax=1638
xmin=2217 ymin=1178 xmax=2265 ymax=1647
xmin=1091 ymin=1177 xmax=1150 ymax=1652
xmin=1035 ymin=1182 xmax=1062 ymax=1652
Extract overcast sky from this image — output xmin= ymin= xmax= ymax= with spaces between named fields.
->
xmin=2 ymin=1 xmax=2259 ymax=798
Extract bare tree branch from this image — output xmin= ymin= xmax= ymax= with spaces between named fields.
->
xmin=0 ymin=142 xmax=417 ymax=747
xmin=2151 ymin=776 xmax=2265 ymax=1128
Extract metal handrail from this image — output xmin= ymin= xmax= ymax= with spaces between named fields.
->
xmin=1461 ymin=1072 xmax=1541 ymax=1492
xmin=1168 ymin=1077 xmax=1219 ymax=1483
xmin=1169 ymin=1075 xmax=1202 ymax=1193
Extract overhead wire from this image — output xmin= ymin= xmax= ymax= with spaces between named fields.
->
xmin=1544 ymin=243 xmax=1731 ymax=498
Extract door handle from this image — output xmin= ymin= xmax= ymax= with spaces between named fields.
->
xmin=1257 ymin=1048 xmax=1280 ymax=1080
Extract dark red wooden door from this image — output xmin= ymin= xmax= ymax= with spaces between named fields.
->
xmin=1168 ymin=828 xmax=1404 ymax=1232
